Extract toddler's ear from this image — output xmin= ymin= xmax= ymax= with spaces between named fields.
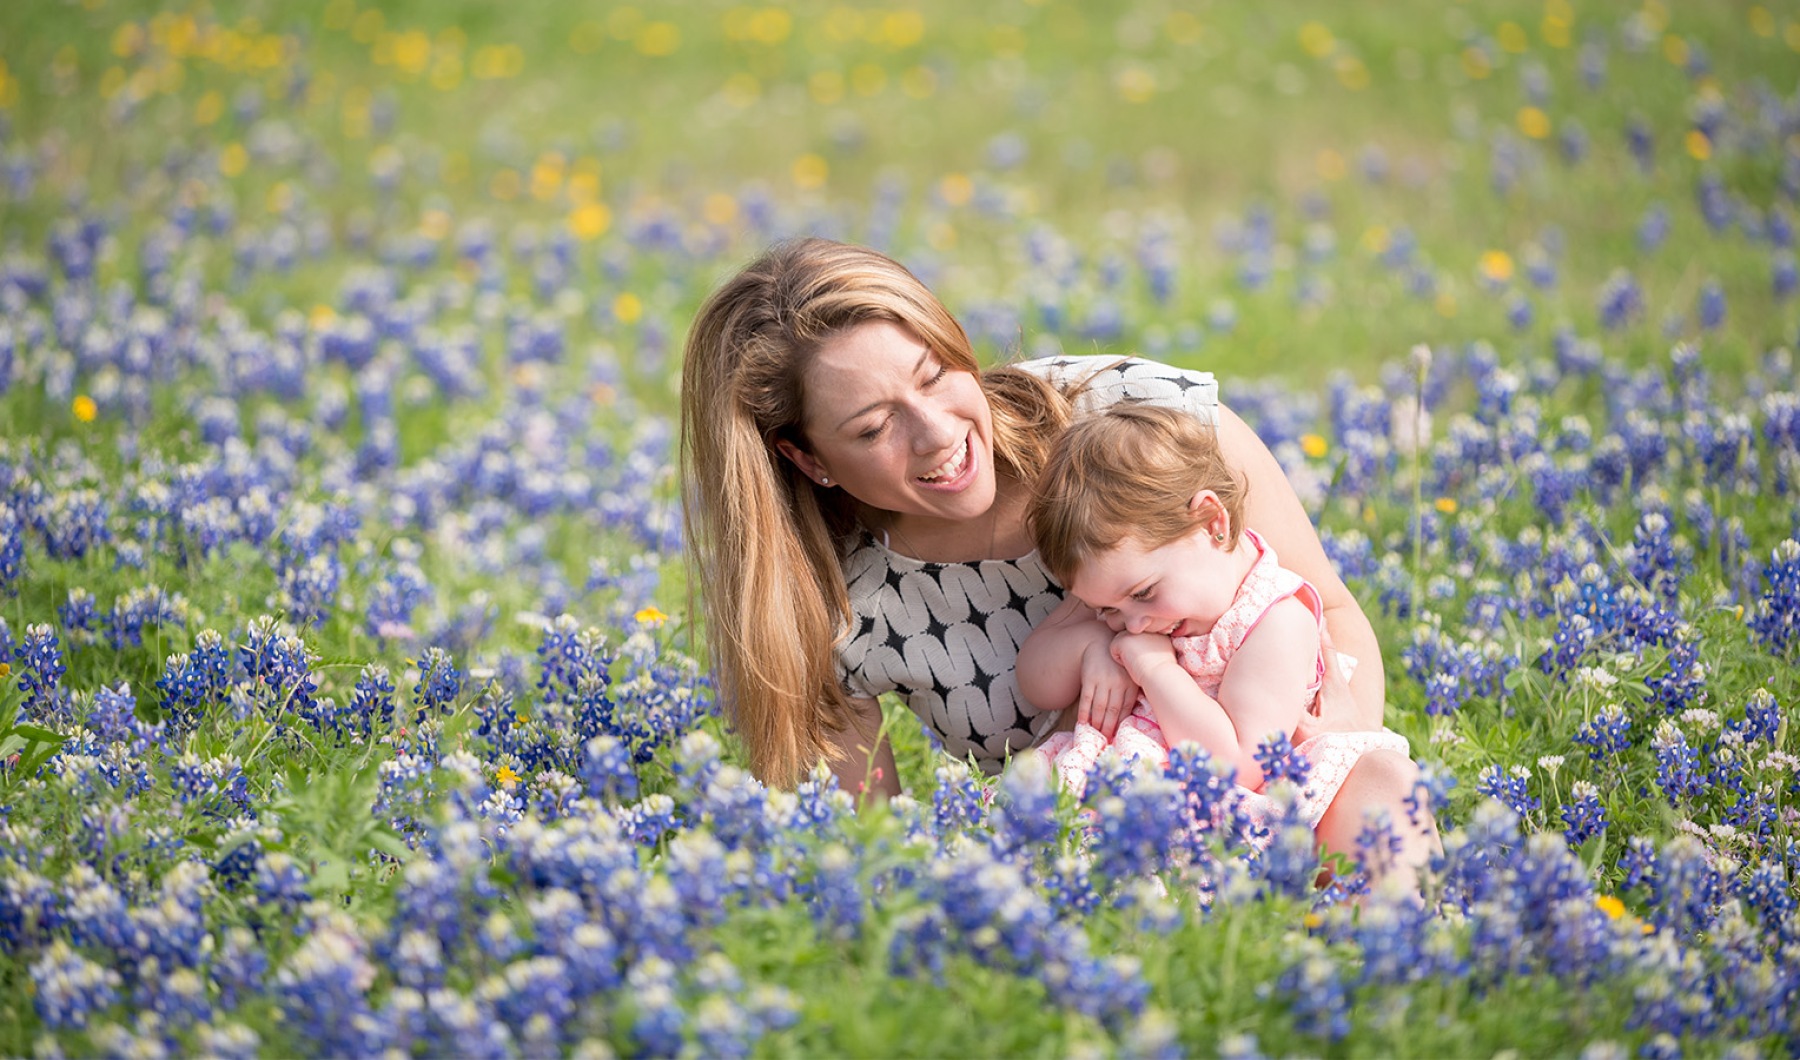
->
xmin=1188 ymin=489 xmax=1230 ymax=539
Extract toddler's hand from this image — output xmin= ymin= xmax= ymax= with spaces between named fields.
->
xmin=1109 ymin=630 xmax=1178 ymax=683
xmin=1076 ymin=638 xmax=1139 ymax=741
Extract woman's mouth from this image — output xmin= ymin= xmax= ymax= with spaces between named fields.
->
xmin=916 ymin=436 xmax=974 ymax=487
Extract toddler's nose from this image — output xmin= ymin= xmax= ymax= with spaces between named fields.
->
xmin=1127 ymin=613 xmax=1154 ymax=634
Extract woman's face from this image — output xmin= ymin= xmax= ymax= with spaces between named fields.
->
xmin=779 ymin=319 xmax=996 ymax=528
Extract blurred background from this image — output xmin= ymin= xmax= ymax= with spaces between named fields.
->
xmin=3 ymin=0 xmax=1795 ymax=401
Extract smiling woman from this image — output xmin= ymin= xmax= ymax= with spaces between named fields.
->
xmin=680 ymin=237 xmax=1386 ymax=792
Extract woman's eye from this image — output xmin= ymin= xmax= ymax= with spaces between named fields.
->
xmin=859 ymin=420 xmax=889 ymax=440
xmin=923 ymin=364 xmax=948 ymax=388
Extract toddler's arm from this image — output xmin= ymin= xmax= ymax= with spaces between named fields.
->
xmin=1213 ymin=596 xmax=1321 ymax=789
xmin=1109 ymin=632 xmax=1246 ymax=777
xmin=1017 ymin=597 xmax=1140 ymax=737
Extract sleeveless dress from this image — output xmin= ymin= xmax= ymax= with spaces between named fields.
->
xmin=835 ymin=355 xmax=1220 ymax=773
xmin=1036 ymin=530 xmax=1412 ymax=840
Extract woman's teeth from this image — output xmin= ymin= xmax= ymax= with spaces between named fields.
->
xmin=917 ymin=439 xmax=969 ymax=481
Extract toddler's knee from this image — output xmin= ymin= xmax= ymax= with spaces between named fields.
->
xmin=1346 ymin=749 xmax=1418 ymax=794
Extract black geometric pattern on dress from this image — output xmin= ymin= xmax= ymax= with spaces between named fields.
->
xmin=834 ymin=355 xmax=1219 ymax=774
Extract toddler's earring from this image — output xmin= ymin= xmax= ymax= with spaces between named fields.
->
xmin=1213 ymin=532 xmax=1226 ymax=542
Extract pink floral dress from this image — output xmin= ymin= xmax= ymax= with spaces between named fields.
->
xmin=1034 ymin=530 xmax=1411 ymax=839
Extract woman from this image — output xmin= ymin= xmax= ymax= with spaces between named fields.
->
xmin=680 ymin=237 xmax=1393 ymax=804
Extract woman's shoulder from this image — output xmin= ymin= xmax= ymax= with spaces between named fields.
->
xmin=1008 ymin=354 xmax=1218 ymax=420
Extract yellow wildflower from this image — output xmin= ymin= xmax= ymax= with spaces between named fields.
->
xmin=635 ymin=606 xmax=670 ymax=626
xmin=72 ymin=395 xmax=98 ymax=422
xmin=1300 ymin=434 xmax=1329 ymax=458
xmin=1479 ymin=250 xmax=1515 ymax=284
xmin=495 ymin=765 xmax=521 ymax=789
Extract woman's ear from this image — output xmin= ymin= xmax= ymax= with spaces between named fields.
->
xmin=774 ymin=438 xmax=832 ymax=486
xmin=1188 ymin=489 xmax=1230 ymax=541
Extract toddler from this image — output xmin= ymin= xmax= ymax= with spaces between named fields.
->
xmin=1020 ymin=403 xmax=1433 ymax=882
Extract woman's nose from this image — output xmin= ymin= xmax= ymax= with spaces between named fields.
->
xmin=911 ymin=402 xmax=958 ymax=452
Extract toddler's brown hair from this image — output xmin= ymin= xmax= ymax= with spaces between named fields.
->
xmin=1029 ymin=402 xmax=1248 ymax=585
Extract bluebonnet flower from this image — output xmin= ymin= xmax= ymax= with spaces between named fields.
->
xmin=1559 ymin=780 xmax=1608 ymax=847
xmin=1573 ymin=703 xmax=1633 ymax=760
xmin=805 ymin=843 xmax=865 ymax=939
xmin=930 ymin=760 xmax=990 ymax=842
xmin=207 ymin=928 xmax=266 ymax=1007
xmin=1088 ymin=771 xmax=1184 ymax=884
xmin=133 ymin=963 xmax=211 ymax=1028
xmin=1650 ymin=721 xmax=1704 ymax=806
xmin=1637 ymin=203 xmax=1670 ymax=252
xmin=1475 ymin=764 xmax=1539 ymax=817
xmin=1254 ymin=732 xmax=1312 ymax=789
xmin=1506 ymin=293 xmax=1533 ymax=331
xmin=1596 ymin=270 xmax=1644 ymax=330
xmin=280 ymin=552 xmax=343 ymax=628
xmin=581 ymin=734 xmax=640 ymax=805
xmin=31 ymin=939 xmax=122 ymax=1030
xmin=1775 ymin=251 xmax=1797 ymax=301
xmin=1696 ymin=172 xmax=1733 ymax=231
xmin=993 ymin=753 xmax=1060 ymax=852
xmin=1648 ymin=835 xmax=1723 ymax=939
xmin=15 ymin=622 xmax=67 ymax=721
xmin=1740 ymin=688 xmax=1781 ymax=744
xmin=413 ymin=646 xmax=463 ymax=719
xmin=367 ymin=561 xmax=432 ymax=641
xmin=37 ymin=488 xmax=110 ymax=560
xmin=0 ymin=502 xmax=22 ymax=593
xmin=196 ymin=1022 xmax=261 ymax=1059
xmin=346 ymin=662 xmax=396 ymax=738
xmin=1748 ymin=539 xmax=1800 ymax=656
xmin=1274 ymin=937 xmax=1350 ymax=1040
xmin=1256 ymin=795 xmax=1323 ymax=900
xmin=85 ymin=683 xmax=137 ymax=744
xmin=1697 ymin=280 xmax=1726 ymax=330
xmin=254 ymin=851 xmax=312 ymax=917
xmin=481 ymin=955 xmax=574 ymax=1054
xmin=59 ymin=587 xmax=97 ymax=638
xmin=272 ymin=915 xmax=379 ymax=1056
xmin=105 ymin=584 xmax=189 ymax=650
xmin=626 ymin=955 xmax=686 ymax=1057
xmin=1558 ymin=119 xmax=1589 ymax=165
xmin=627 ymin=793 xmax=679 ymax=847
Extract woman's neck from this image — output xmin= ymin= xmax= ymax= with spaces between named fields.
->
xmin=872 ymin=474 xmax=1034 ymax=562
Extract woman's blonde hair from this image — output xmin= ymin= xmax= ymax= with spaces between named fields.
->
xmin=1029 ymin=402 xmax=1248 ymax=586
xmin=680 ymin=237 xmax=1073 ymax=787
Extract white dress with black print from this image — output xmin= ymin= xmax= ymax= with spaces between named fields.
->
xmin=834 ymin=355 xmax=1220 ymax=774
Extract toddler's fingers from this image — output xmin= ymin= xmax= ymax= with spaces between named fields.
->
xmin=1077 ymin=683 xmax=1094 ymax=729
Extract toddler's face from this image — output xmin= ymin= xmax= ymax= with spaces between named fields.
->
xmin=1066 ymin=529 xmax=1240 ymax=638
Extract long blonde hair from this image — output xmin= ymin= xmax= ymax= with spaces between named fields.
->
xmin=1029 ymin=403 xmax=1248 ymax=586
xmin=680 ymin=237 xmax=1074 ymax=787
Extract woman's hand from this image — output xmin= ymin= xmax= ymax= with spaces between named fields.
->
xmin=1076 ymin=637 xmax=1140 ymax=740
xmin=1293 ymin=630 xmax=1370 ymax=743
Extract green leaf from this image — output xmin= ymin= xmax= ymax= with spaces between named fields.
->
xmin=11 ymin=723 xmax=64 ymax=744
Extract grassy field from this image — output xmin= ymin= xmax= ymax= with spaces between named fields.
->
xmin=3 ymin=0 xmax=1800 ymax=1055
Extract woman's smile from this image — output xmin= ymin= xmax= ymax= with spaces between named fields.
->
xmin=783 ymin=319 xmax=998 ymax=528
xmin=916 ymin=435 xmax=973 ymax=486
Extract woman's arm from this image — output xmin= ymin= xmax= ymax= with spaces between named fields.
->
xmin=1016 ymin=597 xmax=1140 ymax=738
xmin=824 ymin=695 xmax=901 ymax=803
xmin=1215 ymin=401 xmax=1386 ymax=730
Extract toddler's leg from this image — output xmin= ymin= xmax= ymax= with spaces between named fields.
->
xmin=1313 ymin=749 xmax=1441 ymax=897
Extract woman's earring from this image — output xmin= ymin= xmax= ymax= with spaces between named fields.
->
xmin=820 ymin=476 xmax=831 ymax=485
